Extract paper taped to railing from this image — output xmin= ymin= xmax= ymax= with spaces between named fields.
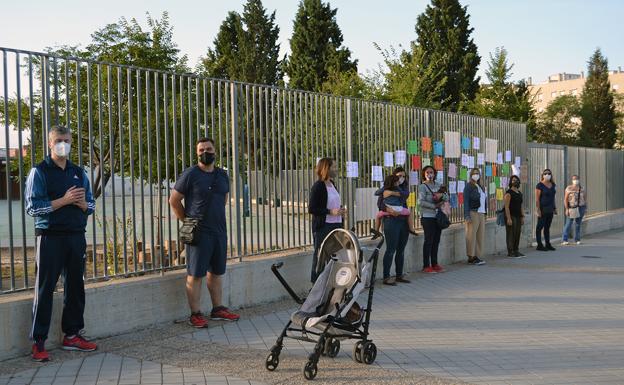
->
xmin=355 ymin=188 xmax=379 ymax=222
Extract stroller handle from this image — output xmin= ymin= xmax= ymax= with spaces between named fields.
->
xmin=271 ymin=262 xmax=305 ymax=304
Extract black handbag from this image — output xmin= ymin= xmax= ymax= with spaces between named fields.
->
xmin=179 ymin=169 xmax=220 ymax=245
xmin=425 ymin=183 xmax=450 ymax=229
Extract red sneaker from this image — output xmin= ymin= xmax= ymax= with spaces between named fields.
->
xmin=188 ymin=312 xmax=209 ymax=328
xmin=210 ymin=306 xmax=240 ymax=321
xmin=62 ymin=335 xmax=97 ymax=352
xmin=432 ymin=264 xmax=445 ymax=272
xmin=422 ymin=266 xmax=437 ymax=273
xmin=32 ymin=340 xmax=49 ymax=362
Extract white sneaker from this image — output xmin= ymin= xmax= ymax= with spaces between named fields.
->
xmin=576 ymin=241 xmax=581 ymax=245
xmin=561 ymin=241 xmax=569 ymax=245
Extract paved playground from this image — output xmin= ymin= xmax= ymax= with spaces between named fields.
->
xmin=1 ymin=228 xmax=624 ymax=385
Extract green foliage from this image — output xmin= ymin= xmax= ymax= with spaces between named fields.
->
xmin=201 ymin=0 xmax=282 ymax=85
xmin=534 ymin=95 xmax=582 ymax=145
xmin=414 ymin=0 xmax=481 ymax=111
xmin=580 ymin=48 xmax=617 ymax=148
xmin=284 ymin=0 xmax=357 ymax=91
xmin=469 ymin=47 xmax=536 ymax=135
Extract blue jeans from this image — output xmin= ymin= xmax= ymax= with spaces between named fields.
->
xmin=382 ymin=216 xmax=409 ymax=279
xmin=562 ymin=206 xmax=586 ymax=242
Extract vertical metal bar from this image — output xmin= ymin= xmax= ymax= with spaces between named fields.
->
xmin=243 ymin=84 xmax=250 ymax=256
xmin=107 ymin=66 xmax=118 ymax=275
xmin=52 ymin=57 xmax=59 ymax=125
xmin=154 ymin=72 xmax=164 ymax=271
xmin=16 ymin=53 xmax=28 ymax=288
xmin=117 ymin=67 xmax=127 ymax=274
xmin=270 ymin=88 xmax=276 ymax=250
xmin=136 ymin=69 xmax=146 ymax=272
xmin=43 ymin=57 xmax=51 ymax=154
xmin=195 ymin=77 xmax=200 ymax=141
xmin=252 ymin=86 xmax=259 ymax=254
xmin=163 ymin=73 xmax=173 ymax=267
xmin=171 ymin=75 xmax=180 ymax=253
xmin=259 ymin=88 xmax=267 ymax=251
xmin=3 ymin=51 xmax=15 ymax=290
xmin=86 ymin=64 xmax=97 ymax=278
xmin=230 ymin=83 xmax=242 ymax=260
xmin=179 ymin=76 xmax=186 ymax=171
xmin=127 ymin=67 xmax=138 ymax=273
xmin=97 ymin=64 xmax=108 ymax=277
xmin=225 ymin=83 xmax=233 ymax=257
xmin=187 ymin=77 xmax=193 ymax=165
xmin=146 ymin=71 xmax=155 ymax=271
xmin=28 ymin=54 xmax=35 ymax=168
xmin=64 ymin=59 xmax=69 ymax=129
xmin=76 ymin=61 xmax=83 ymax=168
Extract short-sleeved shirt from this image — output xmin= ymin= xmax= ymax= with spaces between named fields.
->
xmin=536 ymin=182 xmax=556 ymax=210
xmin=174 ymin=166 xmax=229 ymax=234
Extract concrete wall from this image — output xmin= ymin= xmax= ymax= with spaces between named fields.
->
xmin=2 ymin=209 xmax=623 ymax=361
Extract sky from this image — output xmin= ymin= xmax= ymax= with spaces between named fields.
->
xmin=2 ymin=0 xmax=623 ymax=84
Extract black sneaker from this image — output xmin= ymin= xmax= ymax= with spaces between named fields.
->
xmin=545 ymin=243 xmax=556 ymax=251
xmin=516 ymin=251 xmax=525 ymax=257
xmin=536 ymin=243 xmax=547 ymax=251
xmin=468 ymin=257 xmax=486 ymax=265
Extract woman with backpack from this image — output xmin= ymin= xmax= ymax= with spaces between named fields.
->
xmin=561 ymin=174 xmax=587 ymax=245
xmin=417 ymin=166 xmax=447 ymax=273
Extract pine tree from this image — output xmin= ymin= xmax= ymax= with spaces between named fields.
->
xmin=580 ymin=48 xmax=617 ymax=148
xmin=534 ymin=95 xmax=582 ymax=145
xmin=414 ymin=0 xmax=480 ymax=111
xmin=285 ymin=0 xmax=357 ymax=91
xmin=201 ymin=12 xmax=244 ymax=80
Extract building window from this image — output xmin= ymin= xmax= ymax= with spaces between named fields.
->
xmin=551 ymin=91 xmax=557 ymax=98
xmin=559 ymin=90 xmax=565 ymax=96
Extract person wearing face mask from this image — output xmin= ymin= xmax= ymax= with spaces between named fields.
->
xmin=170 ymin=138 xmax=240 ymax=328
xmin=562 ymin=174 xmax=587 ymax=245
xmin=418 ymin=166 xmax=446 ymax=274
xmin=535 ymin=169 xmax=557 ymax=251
xmin=373 ymin=167 xmax=417 ymax=237
xmin=504 ymin=175 xmax=525 ymax=258
xmin=308 ymin=157 xmax=346 ymax=283
xmin=25 ymin=126 xmax=97 ymax=362
xmin=463 ymin=168 xmax=487 ymax=265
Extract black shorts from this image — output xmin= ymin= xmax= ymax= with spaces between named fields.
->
xmin=186 ymin=232 xmax=227 ymax=277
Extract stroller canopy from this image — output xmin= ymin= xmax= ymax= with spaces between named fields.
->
xmin=316 ymin=228 xmax=362 ymax=276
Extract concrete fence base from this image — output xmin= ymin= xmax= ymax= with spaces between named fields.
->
xmin=1 ymin=209 xmax=623 ymax=361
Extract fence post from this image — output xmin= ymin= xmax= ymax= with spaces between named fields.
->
xmin=345 ymin=98 xmax=354 ymax=230
xmin=230 ymin=83 xmax=243 ymax=261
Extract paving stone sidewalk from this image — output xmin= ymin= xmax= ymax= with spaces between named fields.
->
xmin=2 ymin=229 xmax=624 ymax=385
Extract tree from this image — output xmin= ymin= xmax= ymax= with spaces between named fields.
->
xmin=614 ymin=93 xmax=624 ymax=150
xmin=414 ymin=0 xmax=480 ymax=111
xmin=534 ymin=95 xmax=582 ymax=145
xmin=201 ymin=0 xmax=282 ymax=85
xmin=469 ymin=47 xmax=536 ymax=135
xmin=285 ymin=0 xmax=357 ymax=92
xmin=377 ymin=43 xmax=449 ymax=109
xmin=579 ymin=48 xmax=617 ymax=148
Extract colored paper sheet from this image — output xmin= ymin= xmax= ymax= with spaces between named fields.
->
xmin=458 ymin=192 xmax=464 ymax=205
xmin=444 ymin=131 xmax=460 ymax=158
xmin=467 ymin=156 xmax=475 ymax=169
xmin=485 ymin=138 xmax=498 ymax=163
xmin=485 ymin=165 xmax=492 ymax=177
xmin=384 ymin=152 xmax=394 ymax=167
xmin=409 ymin=171 xmax=420 ymax=186
xmin=497 ymin=152 xmax=503 ymax=164
xmin=411 ymin=155 xmax=422 ymax=171
xmin=407 ymin=192 xmax=417 ymax=208
xmin=496 ymin=188 xmax=504 ymax=201
xmin=433 ymin=141 xmax=444 ymax=156
xmin=422 ymin=137 xmax=432 ymax=152
xmin=495 ymin=177 xmax=501 ymax=188
xmin=477 ymin=153 xmax=485 ymax=165
xmin=473 ymin=137 xmax=480 ymax=150
xmin=435 ymin=170 xmax=444 ymax=185
xmin=505 ymin=150 xmax=512 ymax=162
xmin=448 ymin=163 xmax=458 ymax=178
xmin=492 ymin=164 xmax=497 ymax=177
xmin=346 ymin=161 xmax=358 ymax=178
xmin=395 ymin=150 xmax=407 ymax=165
xmin=450 ymin=194 xmax=458 ymax=208
xmin=458 ymin=181 xmax=466 ymax=194
xmin=372 ymin=166 xmax=383 ymax=182
xmin=461 ymin=136 xmax=471 ymax=150
xmin=459 ymin=167 xmax=468 ymax=180
xmin=489 ymin=182 xmax=496 ymax=195
xmin=515 ymin=156 xmax=522 ymax=168
xmin=448 ymin=181 xmax=457 ymax=194
xmin=422 ymin=157 xmax=431 ymax=167
xmin=434 ymin=156 xmax=444 ymax=171
xmin=502 ymin=163 xmax=510 ymax=175
xmin=407 ymin=140 xmax=419 ymax=155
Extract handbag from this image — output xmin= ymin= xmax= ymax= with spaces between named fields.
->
xmin=496 ymin=208 xmax=506 ymax=226
xmin=425 ymin=183 xmax=450 ymax=229
xmin=568 ymin=207 xmax=580 ymax=219
xmin=179 ymin=169 xmax=220 ymax=245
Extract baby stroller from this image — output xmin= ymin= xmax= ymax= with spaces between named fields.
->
xmin=265 ymin=228 xmax=385 ymax=380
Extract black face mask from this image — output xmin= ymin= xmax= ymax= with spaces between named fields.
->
xmin=199 ymin=152 xmax=215 ymax=165
xmin=512 ymin=181 xmax=520 ymax=188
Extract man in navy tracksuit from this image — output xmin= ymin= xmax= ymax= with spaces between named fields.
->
xmin=25 ymin=125 xmax=97 ymax=361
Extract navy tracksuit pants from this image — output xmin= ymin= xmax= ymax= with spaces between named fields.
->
xmin=31 ymin=233 xmax=86 ymax=341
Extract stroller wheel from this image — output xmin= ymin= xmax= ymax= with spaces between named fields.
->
xmin=362 ymin=342 xmax=377 ymax=364
xmin=324 ymin=338 xmax=340 ymax=358
xmin=265 ymin=353 xmax=279 ymax=371
xmin=303 ymin=361 xmax=318 ymax=380
xmin=352 ymin=341 xmax=364 ymax=363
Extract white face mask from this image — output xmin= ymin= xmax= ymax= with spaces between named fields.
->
xmin=426 ymin=174 xmax=434 ymax=181
xmin=543 ymin=174 xmax=552 ymax=181
xmin=471 ymin=174 xmax=480 ymax=182
xmin=53 ymin=142 xmax=71 ymax=157
xmin=398 ymin=177 xmax=405 ymax=185
xmin=572 ymin=180 xmax=579 ymax=185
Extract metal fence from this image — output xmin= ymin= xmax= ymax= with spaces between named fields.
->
xmin=527 ymin=143 xmax=624 ymax=239
xmin=0 ymin=47 xmax=528 ymax=293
